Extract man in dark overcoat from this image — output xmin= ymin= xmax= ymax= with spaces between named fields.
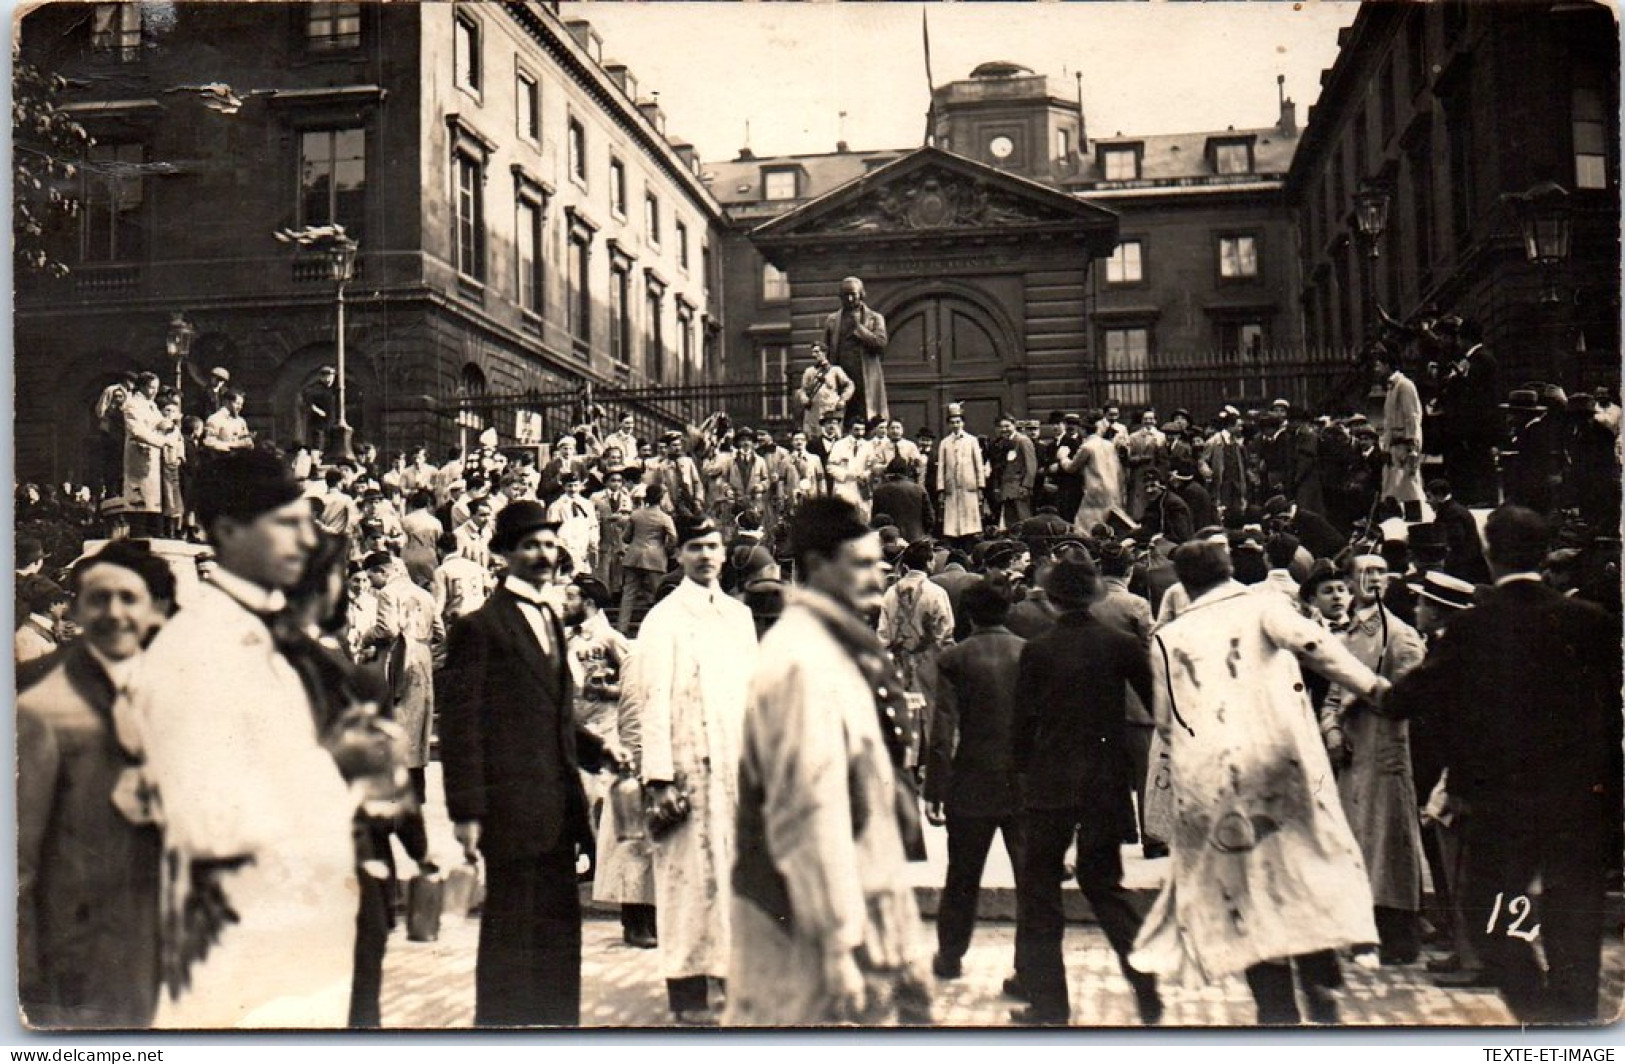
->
xmin=1010 ymin=552 xmax=1161 ymax=1025
xmin=1383 ymin=505 xmax=1622 ymax=1023
xmin=440 ymin=500 xmax=620 ymax=1026
xmin=925 ymin=579 xmax=1027 ymax=983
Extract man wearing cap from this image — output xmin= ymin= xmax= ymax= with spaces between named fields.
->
xmin=937 ymin=404 xmax=986 ymax=544
xmin=1088 ymin=540 xmax=1163 ymax=858
xmin=546 ymin=471 xmax=599 ymax=577
xmin=783 ymin=430 xmax=828 ymax=509
xmin=591 ymin=466 xmax=635 ymax=593
xmin=19 ymin=541 xmax=175 ymax=1028
xmin=1130 ymin=533 xmax=1390 ymax=1025
xmin=603 ymin=414 xmax=642 ymax=475
xmin=636 ymin=517 xmax=759 ymax=1024
xmin=878 ymin=539 xmax=955 ymax=766
xmin=1048 ymin=413 xmax=1087 ymax=523
xmin=1167 ymin=462 xmax=1214 ymax=534
xmin=797 ymin=341 xmax=856 ymax=441
xmin=619 ymin=483 xmax=676 ymax=634
xmin=1011 ymin=550 xmax=1162 ymax=1025
xmin=129 ymin=450 xmax=356 ymax=1027
xmin=822 ymin=276 xmax=889 ymax=424
xmin=709 ymin=426 xmax=771 ymax=536
xmin=987 ymin=415 xmax=1039 ymax=531
xmin=1202 ymin=407 xmax=1248 ymax=517
xmin=1321 ymin=554 xmax=1428 ymax=966
xmin=202 ymin=388 xmax=253 ymax=458
xmin=1257 ymin=403 xmax=1294 ymax=501
xmin=1381 ymin=506 xmax=1622 ymax=1022
xmin=729 ymin=497 xmax=932 ymax=1025
xmin=440 ymin=498 xmax=618 ymax=1025
xmin=301 ymin=366 xmax=340 ymax=443
xmin=1373 ymin=347 xmax=1425 ymax=522
xmin=1423 ymin=479 xmax=1488 ymax=583
xmin=652 ymin=431 xmax=706 ymax=523
xmin=1122 ymin=410 xmax=1167 ymax=521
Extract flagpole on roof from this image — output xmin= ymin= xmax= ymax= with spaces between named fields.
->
xmin=923 ymin=6 xmax=936 ymax=147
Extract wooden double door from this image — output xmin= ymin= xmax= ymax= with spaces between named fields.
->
xmin=880 ymin=293 xmax=1011 ymax=437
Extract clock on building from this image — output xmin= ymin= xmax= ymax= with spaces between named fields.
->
xmin=988 ymin=135 xmax=1014 ymax=160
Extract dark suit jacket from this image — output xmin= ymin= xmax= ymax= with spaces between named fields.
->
xmin=439 ymin=586 xmax=605 ymax=859
xmin=872 ymin=478 xmax=934 ymax=543
xmin=1286 ymin=508 xmax=1348 ymax=560
xmin=930 ymin=566 xmax=982 ymax=641
xmin=926 ymin=627 xmax=1026 ymax=817
xmin=18 ymin=644 xmax=161 ymax=1028
xmin=1387 ymin=578 xmax=1621 ymax=813
xmin=1013 ymin=611 xmax=1152 ymax=832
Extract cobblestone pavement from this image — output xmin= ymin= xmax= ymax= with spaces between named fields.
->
xmin=377 ymin=911 xmax=1624 ymax=1029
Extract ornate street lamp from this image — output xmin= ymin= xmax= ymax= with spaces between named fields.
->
xmin=164 ymin=312 xmax=196 ymax=395
xmin=275 ymin=224 xmax=359 ymax=463
xmin=1353 ymin=179 xmax=1392 ymax=259
xmin=1503 ymin=181 xmax=1573 ymax=304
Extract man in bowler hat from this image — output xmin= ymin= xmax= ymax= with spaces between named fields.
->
xmin=440 ymin=499 xmax=624 ymax=1025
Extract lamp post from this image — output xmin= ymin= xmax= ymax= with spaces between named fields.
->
xmin=326 ymin=232 xmax=359 ymax=464
xmin=165 ymin=312 xmax=196 ymax=396
xmin=1503 ymin=181 xmax=1574 ymax=383
xmin=275 ymin=224 xmax=359 ymax=464
xmin=1352 ymin=179 xmax=1392 ymax=342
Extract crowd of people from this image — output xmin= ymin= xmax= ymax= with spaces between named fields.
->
xmin=15 ymin=327 xmax=1624 ymax=1030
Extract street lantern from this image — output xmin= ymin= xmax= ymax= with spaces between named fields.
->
xmin=275 ymin=224 xmax=359 ymax=463
xmin=1353 ymin=180 xmax=1392 ymax=258
xmin=1504 ymin=181 xmax=1573 ymax=302
xmin=165 ymin=312 xmax=196 ymax=395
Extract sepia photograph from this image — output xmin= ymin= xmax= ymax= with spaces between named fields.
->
xmin=9 ymin=0 xmax=1623 ymax=1035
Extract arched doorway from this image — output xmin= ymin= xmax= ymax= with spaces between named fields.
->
xmin=271 ymin=342 xmax=369 ymax=450
xmin=879 ymin=288 xmax=1015 ymax=436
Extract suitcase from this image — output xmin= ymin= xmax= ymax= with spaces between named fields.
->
xmin=443 ymin=860 xmax=483 ymax=919
xmin=405 ymin=871 xmax=445 ymax=942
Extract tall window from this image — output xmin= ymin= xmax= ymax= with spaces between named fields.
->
xmin=1213 ymin=142 xmax=1251 ymax=175
xmin=1218 ymin=235 xmax=1259 ymax=279
xmin=677 ymin=305 xmax=695 ymax=385
xmin=759 ymin=344 xmax=789 ymax=419
xmin=454 ymin=13 xmax=481 ymax=94
xmin=1573 ymin=86 xmax=1608 ymax=190
xmin=453 ymin=150 xmax=484 ymax=281
xmin=1409 ymin=146 xmax=1435 ymax=276
xmin=567 ymin=232 xmax=591 ymax=345
xmin=516 ymin=72 xmax=539 ymax=141
xmin=1105 ymin=240 xmax=1143 ymax=284
xmin=609 ymin=263 xmax=632 ymax=365
xmin=644 ymin=192 xmax=660 ymax=247
xmin=645 ymin=284 xmax=664 ymax=379
xmin=307 ymin=2 xmax=360 ymax=50
xmin=568 ymin=118 xmax=586 ymax=183
xmin=80 ymin=143 xmax=146 ymax=263
xmin=516 ymin=198 xmax=542 ymax=315
xmin=763 ymin=170 xmax=797 ymax=201
xmin=676 ymin=221 xmax=689 ymax=270
xmin=609 ymin=158 xmax=626 ymax=215
xmin=1102 ymin=148 xmax=1138 ymax=180
xmin=90 ymin=4 xmax=141 ymax=60
xmin=300 ymin=129 xmax=366 ymax=242
xmin=1055 ymin=129 xmax=1071 ymax=162
xmin=1101 ymin=328 xmax=1150 ymax=406
xmin=762 ymin=262 xmax=789 ymax=302
xmin=1446 ymin=86 xmax=1475 ymax=249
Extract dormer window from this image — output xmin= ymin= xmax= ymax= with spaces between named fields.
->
xmin=1100 ymin=146 xmax=1140 ymax=181
xmin=1207 ymin=136 xmax=1256 ymax=175
xmin=762 ymin=168 xmax=799 ymax=201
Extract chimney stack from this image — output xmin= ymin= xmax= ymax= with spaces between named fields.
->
xmin=603 ymin=62 xmax=638 ymax=100
xmin=1277 ymin=75 xmax=1297 ymax=137
xmin=637 ymin=93 xmax=666 ymax=135
xmin=562 ymin=19 xmax=603 ymax=62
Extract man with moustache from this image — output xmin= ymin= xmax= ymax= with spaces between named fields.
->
xmin=440 ymin=499 xmax=622 ymax=1025
xmin=821 ymin=276 xmax=890 ymax=423
xmin=19 ymin=541 xmax=175 ymax=1028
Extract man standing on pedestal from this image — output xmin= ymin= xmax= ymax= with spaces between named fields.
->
xmin=937 ymin=404 xmax=986 ymax=546
xmin=822 ymin=277 xmax=889 ymax=424
xmin=1376 ymin=346 xmax=1426 ymax=522
xmin=797 ymin=341 xmax=856 ymax=442
xmin=638 ymin=517 xmax=759 ymax=1024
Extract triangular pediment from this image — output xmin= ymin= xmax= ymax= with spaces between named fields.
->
xmin=752 ymin=146 xmax=1117 ymax=244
